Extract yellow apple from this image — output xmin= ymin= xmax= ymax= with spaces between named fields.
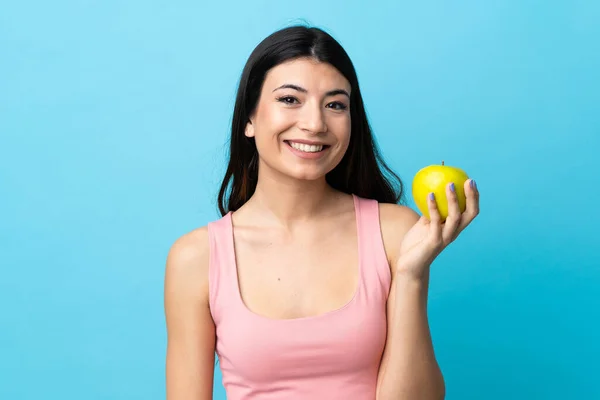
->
xmin=412 ymin=161 xmax=470 ymax=222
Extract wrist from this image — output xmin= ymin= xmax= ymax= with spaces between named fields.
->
xmin=394 ymin=262 xmax=431 ymax=284
xmin=392 ymin=273 xmax=430 ymax=309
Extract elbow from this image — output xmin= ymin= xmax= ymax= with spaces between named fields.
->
xmin=433 ymin=375 xmax=446 ymax=400
xmin=426 ymin=368 xmax=446 ymax=400
xmin=422 ymin=364 xmax=446 ymax=400
xmin=428 ymin=370 xmax=447 ymax=400
xmin=377 ymin=371 xmax=446 ymax=400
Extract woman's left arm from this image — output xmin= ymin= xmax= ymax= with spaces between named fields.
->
xmin=376 ymin=179 xmax=480 ymax=400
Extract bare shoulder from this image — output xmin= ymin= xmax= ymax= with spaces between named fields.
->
xmin=166 ymin=226 xmax=210 ymax=270
xmin=164 ymin=226 xmax=216 ymax=399
xmin=164 ymin=226 xmax=211 ymax=300
xmin=378 ymin=203 xmax=420 ymax=268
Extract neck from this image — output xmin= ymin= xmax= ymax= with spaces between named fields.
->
xmin=246 ymin=166 xmax=335 ymax=227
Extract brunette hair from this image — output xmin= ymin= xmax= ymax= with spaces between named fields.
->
xmin=218 ymin=25 xmax=404 ymax=215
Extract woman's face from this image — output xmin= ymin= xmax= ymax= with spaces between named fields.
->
xmin=245 ymin=57 xmax=352 ymax=182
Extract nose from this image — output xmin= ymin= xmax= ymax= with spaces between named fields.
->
xmin=298 ymin=102 xmax=327 ymax=134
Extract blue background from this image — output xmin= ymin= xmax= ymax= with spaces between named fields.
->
xmin=2 ymin=1 xmax=599 ymax=399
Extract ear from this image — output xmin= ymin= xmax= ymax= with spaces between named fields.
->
xmin=244 ymin=120 xmax=255 ymax=138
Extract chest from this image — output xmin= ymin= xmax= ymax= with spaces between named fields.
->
xmin=233 ymin=217 xmax=359 ymax=320
xmin=216 ymin=305 xmax=388 ymax=387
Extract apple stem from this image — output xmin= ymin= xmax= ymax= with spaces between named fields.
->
xmin=442 ymin=160 xmax=444 ymax=166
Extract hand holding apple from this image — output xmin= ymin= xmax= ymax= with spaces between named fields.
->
xmin=412 ymin=161 xmax=470 ymax=222
xmin=395 ymin=161 xmax=480 ymax=281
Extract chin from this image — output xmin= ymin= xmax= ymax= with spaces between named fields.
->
xmin=259 ymin=148 xmax=344 ymax=182
xmin=289 ymin=171 xmax=327 ymax=181
xmin=284 ymin=163 xmax=338 ymax=182
xmin=297 ymin=156 xmax=348 ymax=179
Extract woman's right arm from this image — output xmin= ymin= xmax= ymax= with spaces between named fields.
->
xmin=164 ymin=227 xmax=215 ymax=400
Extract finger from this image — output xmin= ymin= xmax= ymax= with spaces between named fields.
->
xmin=443 ymin=182 xmax=462 ymax=243
xmin=458 ymin=179 xmax=480 ymax=231
xmin=427 ymin=192 xmax=443 ymax=249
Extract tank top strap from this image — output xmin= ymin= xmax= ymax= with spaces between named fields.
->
xmin=353 ymin=195 xmax=392 ymax=296
xmin=207 ymin=212 xmax=238 ymax=325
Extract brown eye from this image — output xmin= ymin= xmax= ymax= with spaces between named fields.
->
xmin=277 ymin=96 xmax=299 ymax=104
xmin=327 ymin=101 xmax=348 ymax=111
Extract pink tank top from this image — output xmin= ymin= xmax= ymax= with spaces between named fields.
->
xmin=207 ymin=195 xmax=391 ymax=399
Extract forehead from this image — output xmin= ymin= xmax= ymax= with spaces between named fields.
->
xmin=263 ymin=58 xmax=351 ymax=92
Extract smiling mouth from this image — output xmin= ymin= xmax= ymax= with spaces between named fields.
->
xmin=284 ymin=140 xmax=330 ymax=153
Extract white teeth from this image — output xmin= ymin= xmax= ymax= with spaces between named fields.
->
xmin=289 ymin=142 xmax=324 ymax=153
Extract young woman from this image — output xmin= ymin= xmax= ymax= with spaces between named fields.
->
xmin=164 ymin=25 xmax=479 ymax=400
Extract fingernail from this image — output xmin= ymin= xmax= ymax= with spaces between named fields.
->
xmin=470 ymin=179 xmax=475 ymax=189
xmin=450 ymin=182 xmax=455 ymax=192
xmin=428 ymin=193 xmax=435 ymax=201
xmin=472 ymin=180 xmax=477 ymax=189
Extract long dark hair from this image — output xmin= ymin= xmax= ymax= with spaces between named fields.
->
xmin=217 ymin=25 xmax=404 ymax=216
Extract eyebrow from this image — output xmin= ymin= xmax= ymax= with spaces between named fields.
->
xmin=273 ymin=84 xmax=350 ymax=98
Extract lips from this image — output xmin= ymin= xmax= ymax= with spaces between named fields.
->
xmin=283 ymin=140 xmax=331 ymax=160
xmin=284 ymin=140 xmax=330 ymax=153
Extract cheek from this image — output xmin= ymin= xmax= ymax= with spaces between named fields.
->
xmin=331 ymin=116 xmax=351 ymax=146
xmin=255 ymin=105 xmax=295 ymax=139
xmin=252 ymin=106 xmax=296 ymax=158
